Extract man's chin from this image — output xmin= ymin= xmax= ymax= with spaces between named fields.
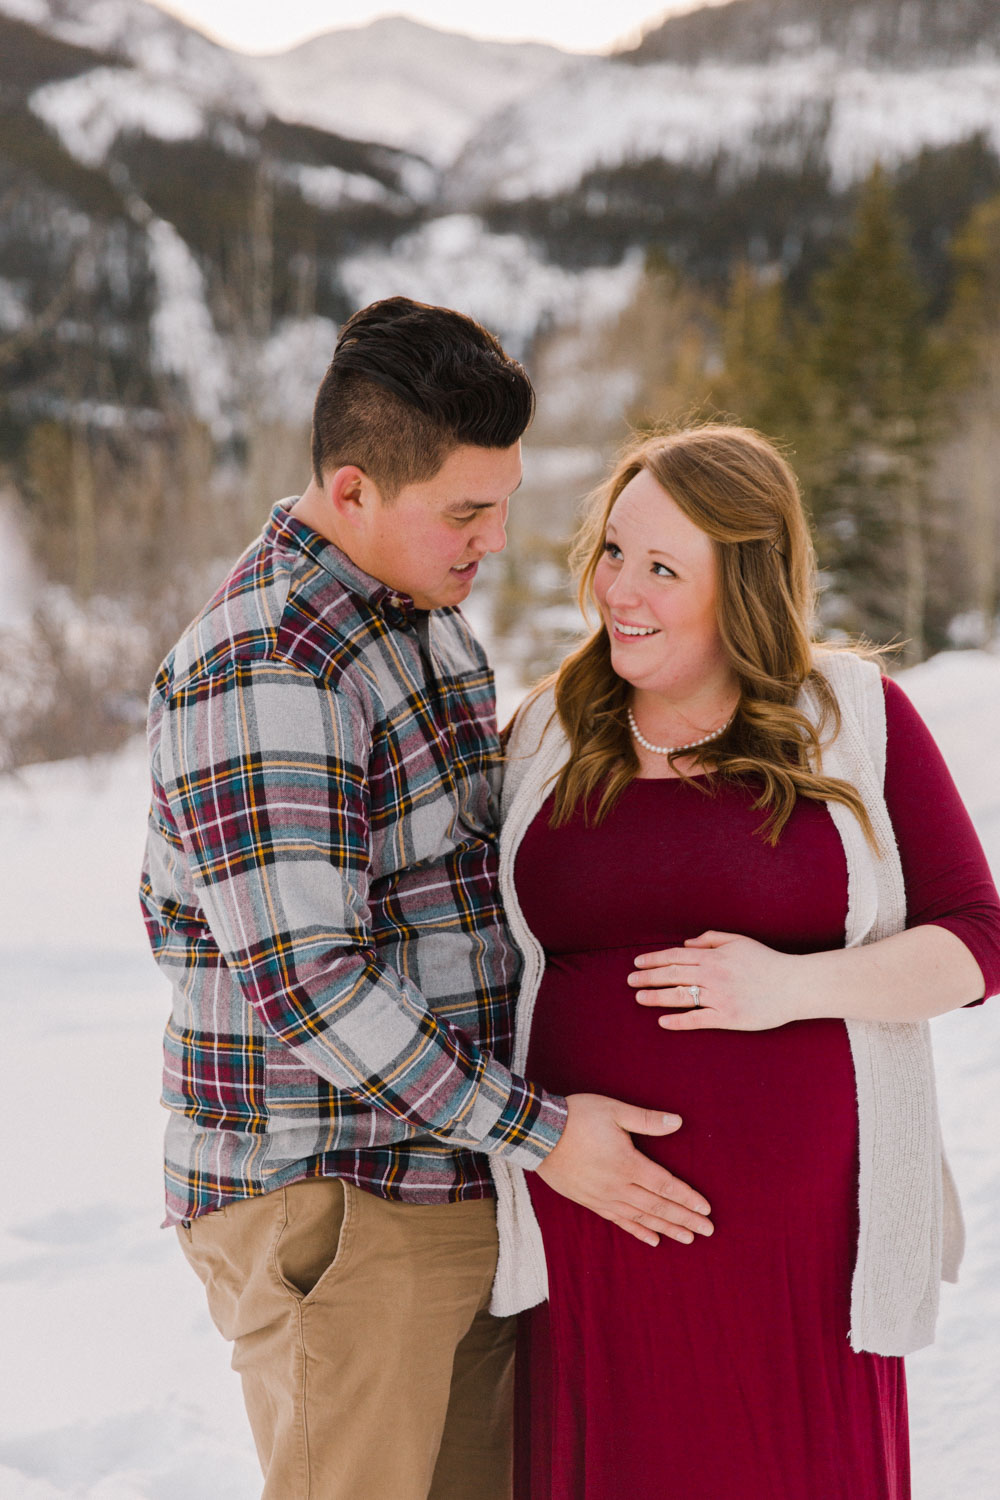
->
xmin=410 ymin=575 xmax=476 ymax=611
xmin=419 ymin=564 xmax=479 ymax=609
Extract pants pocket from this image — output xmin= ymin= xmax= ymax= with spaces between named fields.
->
xmin=272 ymin=1177 xmax=353 ymax=1301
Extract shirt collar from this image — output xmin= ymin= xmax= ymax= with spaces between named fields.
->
xmin=266 ymin=499 xmax=418 ymax=627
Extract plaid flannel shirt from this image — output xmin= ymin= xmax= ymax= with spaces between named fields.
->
xmin=141 ymin=501 xmax=566 ymax=1224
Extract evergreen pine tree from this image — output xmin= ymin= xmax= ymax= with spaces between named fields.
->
xmin=939 ymin=194 xmax=1000 ymax=641
xmin=806 ymin=166 xmax=943 ymax=662
xmin=710 ymin=263 xmax=821 ymax=464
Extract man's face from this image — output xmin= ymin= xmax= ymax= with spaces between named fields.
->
xmin=358 ymin=442 xmax=522 ymax=610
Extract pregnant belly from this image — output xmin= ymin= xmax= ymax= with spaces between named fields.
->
xmin=525 ymin=947 xmax=860 ymax=1237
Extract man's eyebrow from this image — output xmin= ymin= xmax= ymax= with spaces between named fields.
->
xmin=447 ymin=477 xmax=522 ymax=512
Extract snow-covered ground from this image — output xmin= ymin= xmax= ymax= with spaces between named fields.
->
xmin=1 ymin=650 xmax=998 ymax=1497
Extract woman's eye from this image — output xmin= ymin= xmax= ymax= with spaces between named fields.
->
xmin=603 ymin=541 xmax=622 ymax=559
xmin=652 ymin=562 xmax=677 ymax=578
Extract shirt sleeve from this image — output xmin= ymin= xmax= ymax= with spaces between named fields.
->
xmin=883 ymin=675 xmax=1000 ymax=1001
xmin=158 ymin=655 xmax=566 ymax=1165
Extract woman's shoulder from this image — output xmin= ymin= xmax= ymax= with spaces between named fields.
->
xmin=809 ymin=646 xmax=888 ymax=737
xmin=809 ymin=645 xmax=884 ymax=694
xmin=506 ymin=682 xmax=561 ymax=757
xmin=501 ymin=682 xmax=567 ymax=816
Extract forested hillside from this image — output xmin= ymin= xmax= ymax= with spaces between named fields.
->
xmin=1 ymin=0 xmax=999 ymax=766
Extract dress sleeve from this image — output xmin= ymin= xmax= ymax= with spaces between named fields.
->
xmin=882 ymin=675 xmax=1000 ymax=1001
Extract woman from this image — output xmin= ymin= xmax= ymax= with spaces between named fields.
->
xmin=490 ymin=425 xmax=1000 ymax=1499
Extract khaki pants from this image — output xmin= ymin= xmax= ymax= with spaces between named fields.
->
xmin=177 ymin=1179 xmax=515 ymax=1500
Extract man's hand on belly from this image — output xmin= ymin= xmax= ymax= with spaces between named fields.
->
xmin=534 ymin=1093 xmax=714 ymax=1247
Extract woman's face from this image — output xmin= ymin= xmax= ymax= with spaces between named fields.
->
xmin=593 ymin=468 xmax=732 ymax=701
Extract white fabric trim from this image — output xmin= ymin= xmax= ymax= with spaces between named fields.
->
xmin=490 ymin=653 xmax=963 ymax=1355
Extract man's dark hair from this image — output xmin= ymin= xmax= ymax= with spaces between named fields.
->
xmin=311 ymin=297 xmax=534 ymax=497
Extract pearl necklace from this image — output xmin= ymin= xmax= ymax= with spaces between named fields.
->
xmin=627 ymin=706 xmax=735 ymax=757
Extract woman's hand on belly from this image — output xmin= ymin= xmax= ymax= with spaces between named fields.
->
xmin=629 ymin=930 xmax=802 ymax=1032
xmin=534 ymin=1092 xmax=714 ymax=1246
xmin=629 ymin=923 xmax=987 ymax=1028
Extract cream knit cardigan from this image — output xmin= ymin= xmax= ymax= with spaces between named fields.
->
xmin=490 ymin=650 xmax=964 ymax=1356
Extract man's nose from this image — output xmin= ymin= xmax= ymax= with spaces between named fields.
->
xmin=479 ymin=505 xmax=508 ymax=555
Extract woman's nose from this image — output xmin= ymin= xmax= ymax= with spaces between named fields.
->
xmin=604 ymin=567 xmax=640 ymax=608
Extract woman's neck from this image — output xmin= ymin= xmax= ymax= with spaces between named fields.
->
xmin=628 ymin=677 xmax=739 ymax=780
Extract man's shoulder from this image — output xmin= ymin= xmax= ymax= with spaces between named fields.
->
xmin=156 ymin=527 xmax=381 ymax=703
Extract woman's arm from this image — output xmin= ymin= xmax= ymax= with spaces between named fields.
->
xmin=629 ymin=924 xmax=984 ymax=1032
xmin=630 ymin=676 xmax=1000 ymax=1032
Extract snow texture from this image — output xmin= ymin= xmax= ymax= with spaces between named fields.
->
xmin=0 ymin=276 xmax=29 ymax=333
xmin=449 ymin=55 xmax=1000 ymax=202
xmin=0 ymin=648 xmax=998 ymax=1497
xmin=30 ymin=68 xmax=205 ymax=168
xmin=241 ymin=15 xmax=573 ymax=168
xmin=0 ymin=499 xmax=36 ymax=630
xmin=146 ymin=217 xmax=231 ymax=432
xmin=4 ymin=0 xmax=264 ymax=118
xmin=258 ymin=316 xmax=338 ymax=425
xmin=339 ymin=215 xmax=644 ymax=357
xmin=274 ymin=161 xmax=399 ymax=212
xmin=0 ymin=0 xmax=46 ymax=23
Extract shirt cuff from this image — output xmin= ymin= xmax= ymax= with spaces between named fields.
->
xmin=479 ymin=1076 xmax=568 ymax=1169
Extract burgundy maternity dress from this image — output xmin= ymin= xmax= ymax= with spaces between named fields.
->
xmin=512 ymin=679 xmax=1000 ymax=1500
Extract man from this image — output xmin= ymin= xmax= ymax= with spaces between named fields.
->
xmin=141 ymin=297 xmax=709 ymax=1498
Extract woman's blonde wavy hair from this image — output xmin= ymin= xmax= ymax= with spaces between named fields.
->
xmin=543 ymin=422 xmax=878 ymax=846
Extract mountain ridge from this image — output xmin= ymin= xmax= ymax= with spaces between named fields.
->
xmin=623 ymin=0 xmax=1000 ymax=66
xmin=3 ymin=0 xmax=1000 ymax=441
xmin=239 ymin=15 xmax=576 ymax=167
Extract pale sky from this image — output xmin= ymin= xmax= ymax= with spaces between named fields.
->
xmin=150 ymin=1 xmax=719 ymax=56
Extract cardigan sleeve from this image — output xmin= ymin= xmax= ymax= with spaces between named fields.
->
xmin=883 ymin=676 xmax=1000 ymax=1000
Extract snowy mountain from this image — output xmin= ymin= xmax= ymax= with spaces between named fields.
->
xmin=241 ymin=15 xmax=574 ymax=169
xmin=3 ymin=0 xmax=1000 ymax=439
xmin=0 ymin=0 xmax=438 ymax=437
xmin=448 ymin=3 xmax=1000 ymax=205
xmin=1 ymin=0 xmax=263 ymax=113
xmin=625 ymin=0 xmax=1000 ymax=66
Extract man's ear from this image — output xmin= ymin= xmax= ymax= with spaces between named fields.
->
xmin=327 ymin=465 xmax=372 ymax=523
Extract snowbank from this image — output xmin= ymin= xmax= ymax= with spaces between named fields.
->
xmin=0 ymin=651 xmax=998 ymax=1495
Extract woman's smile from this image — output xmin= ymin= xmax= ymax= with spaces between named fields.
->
xmin=611 ymin=618 xmax=661 ymax=640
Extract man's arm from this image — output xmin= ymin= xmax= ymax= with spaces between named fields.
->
xmin=153 ymin=656 xmax=714 ymax=1244
xmin=155 ymin=656 xmax=564 ymax=1168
